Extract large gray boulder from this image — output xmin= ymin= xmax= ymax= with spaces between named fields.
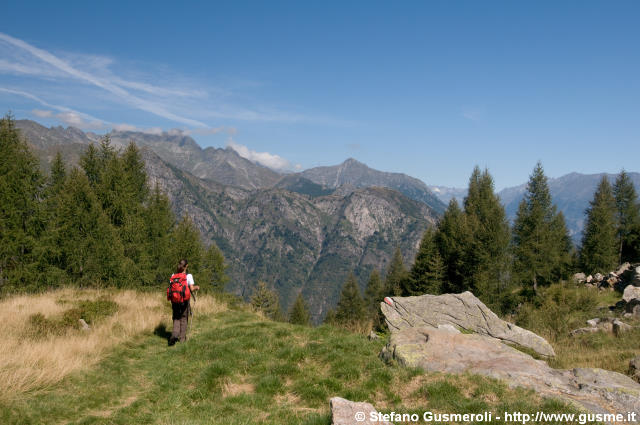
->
xmin=381 ymin=291 xmax=555 ymax=357
xmin=330 ymin=397 xmax=394 ymax=425
xmin=380 ymin=327 xmax=640 ymax=421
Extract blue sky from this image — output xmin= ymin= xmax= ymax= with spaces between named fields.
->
xmin=1 ymin=1 xmax=639 ymax=189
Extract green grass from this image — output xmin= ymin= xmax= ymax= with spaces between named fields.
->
xmin=3 ymin=305 xmax=588 ymax=424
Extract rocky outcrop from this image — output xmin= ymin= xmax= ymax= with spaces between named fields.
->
xmin=330 ymin=397 xmax=393 ymax=425
xmin=380 ymin=293 xmax=640 ymax=422
xmin=381 ymin=291 xmax=555 ymax=357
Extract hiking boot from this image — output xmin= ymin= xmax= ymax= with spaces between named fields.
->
xmin=168 ymin=337 xmax=177 ymax=346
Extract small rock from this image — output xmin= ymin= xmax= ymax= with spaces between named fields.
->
xmin=627 ymin=300 xmax=640 ymax=317
xmin=623 ymin=285 xmax=640 ymax=303
xmin=606 ymin=276 xmax=618 ymax=287
xmin=615 ymin=262 xmax=631 ymax=276
xmin=594 ymin=273 xmax=604 ymax=282
xmin=630 ymin=356 xmax=640 ymax=384
xmin=632 ymin=266 xmax=640 ymax=287
xmin=570 ymin=327 xmax=599 ymax=336
xmin=330 ymin=397 xmax=394 ymax=425
xmin=586 ymin=318 xmax=600 ymax=328
xmin=573 ymin=272 xmax=586 ymax=283
xmin=612 ymin=319 xmax=631 ymax=336
xmin=78 ymin=318 xmax=90 ymax=331
xmin=368 ymin=331 xmax=379 ymax=340
xmin=586 ymin=275 xmax=593 ymax=283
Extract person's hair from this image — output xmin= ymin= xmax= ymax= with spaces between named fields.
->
xmin=177 ymin=259 xmax=188 ymax=273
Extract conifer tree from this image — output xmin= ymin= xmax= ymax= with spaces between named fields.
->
xmin=48 ymin=151 xmax=66 ymax=193
xmin=199 ymin=242 xmax=229 ymax=291
xmin=580 ymin=176 xmax=618 ymax=274
xmin=170 ymin=215 xmax=204 ymax=273
xmin=80 ymin=143 xmax=101 ymax=187
xmin=513 ymin=162 xmax=571 ymax=291
xmin=250 ymin=281 xmax=284 ymax=321
xmin=49 ymin=168 xmax=124 ymax=285
xmin=384 ymin=247 xmax=408 ymax=296
xmin=613 ymin=171 xmax=640 ymax=263
xmin=288 ymin=292 xmax=311 ymax=326
xmin=364 ymin=269 xmax=383 ymax=314
xmin=462 ymin=167 xmax=511 ymax=306
xmin=0 ymin=115 xmax=44 ymax=290
xmin=144 ymin=184 xmax=175 ymax=284
xmin=334 ymin=272 xmax=366 ymax=325
xmin=364 ymin=269 xmax=384 ymax=329
xmin=407 ymin=227 xmax=445 ymax=295
xmin=435 ymin=199 xmax=468 ymax=293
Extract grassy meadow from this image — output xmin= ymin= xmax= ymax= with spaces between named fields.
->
xmin=1 ymin=285 xmax=634 ymax=424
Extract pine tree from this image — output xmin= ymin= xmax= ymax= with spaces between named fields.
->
xmin=288 ymin=293 xmax=311 ymax=326
xmin=613 ymin=170 xmax=640 ymax=263
xmin=364 ymin=269 xmax=383 ymax=314
xmin=80 ymin=143 xmax=101 ymax=187
xmin=513 ymin=162 xmax=571 ymax=291
xmin=199 ymin=242 xmax=229 ymax=292
xmin=143 ymin=184 xmax=175 ymax=285
xmin=384 ymin=247 xmax=408 ymax=296
xmin=48 ymin=151 xmax=66 ymax=193
xmin=250 ymin=281 xmax=284 ymax=321
xmin=169 ymin=215 xmax=204 ymax=274
xmin=49 ymin=168 xmax=124 ymax=285
xmin=435 ymin=199 xmax=468 ymax=293
xmin=364 ymin=269 xmax=384 ymax=329
xmin=334 ymin=272 xmax=366 ymax=325
xmin=0 ymin=115 xmax=45 ymax=290
xmin=407 ymin=227 xmax=445 ymax=295
xmin=462 ymin=167 xmax=511 ymax=307
xmin=580 ymin=176 xmax=618 ymax=274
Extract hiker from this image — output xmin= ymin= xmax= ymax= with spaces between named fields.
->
xmin=167 ymin=259 xmax=199 ymax=346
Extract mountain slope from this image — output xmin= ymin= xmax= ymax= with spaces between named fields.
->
xmin=299 ymin=158 xmax=446 ymax=214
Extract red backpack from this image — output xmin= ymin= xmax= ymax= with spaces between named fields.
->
xmin=167 ymin=272 xmax=191 ymax=303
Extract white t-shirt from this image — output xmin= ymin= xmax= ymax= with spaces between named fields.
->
xmin=186 ymin=273 xmax=195 ymax=287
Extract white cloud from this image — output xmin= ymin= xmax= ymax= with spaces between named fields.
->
xmin=32 ymin=109 xmax=53 ymax=118
xmin=227 ymin=140 xmax=291 ymax=171
xmin=56 ymin=111 xmax=103 ymax=129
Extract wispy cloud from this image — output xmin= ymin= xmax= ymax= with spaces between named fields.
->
xmin=461 ymin=106 xmax=486 ymax=122
xmin=0 ymin=32 xmax=335 ymax=128
xmin=227 ymin=140 xmax=292 ymax=171
xmin=0 ymin=32 xmax=208 ymax=127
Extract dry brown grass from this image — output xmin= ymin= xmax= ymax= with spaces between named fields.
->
xmin=0 ymin=287 xmax=225 ymax=401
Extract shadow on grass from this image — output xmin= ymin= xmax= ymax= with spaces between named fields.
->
xmin=153 ymin=323 xmax=171 ymax=340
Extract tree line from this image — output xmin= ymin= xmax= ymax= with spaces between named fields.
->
xmin=326 ymin=162 xmax=640 ymax=329
xmin=0 ymin=115 xmax=228 ymax=294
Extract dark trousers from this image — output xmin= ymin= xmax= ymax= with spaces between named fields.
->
xmin=171 ymin=301 xmax=190 ymax=342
